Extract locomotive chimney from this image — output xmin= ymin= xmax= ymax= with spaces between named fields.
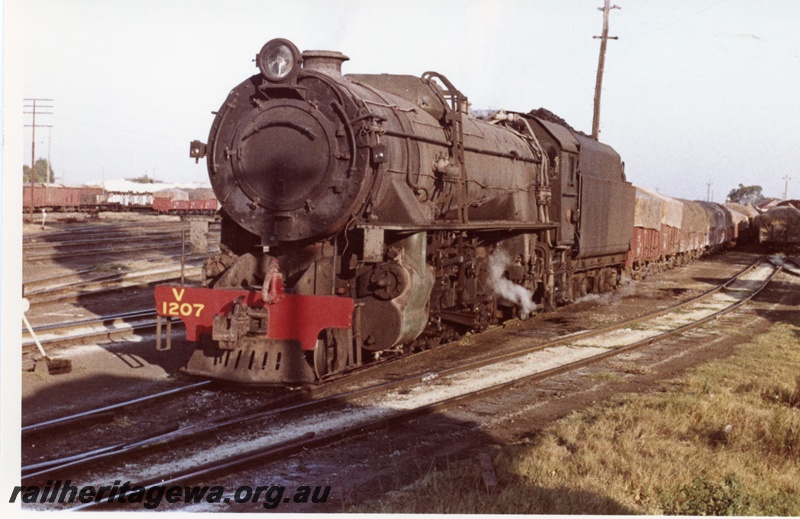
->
xmin=302 ymin=50 xmax=349 ymax=77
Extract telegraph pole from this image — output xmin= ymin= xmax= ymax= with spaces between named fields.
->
xmin=783 ymin=175 xmax=791 ymax=200
xmin=24 ymin=98 xmax=54 ymax=223
xmin=592 ymin=0 xmax=620 ymax=140
xmin=707 ymin=181 xmax=713 ymax=202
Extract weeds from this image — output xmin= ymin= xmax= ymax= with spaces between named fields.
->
xmin=756 ymin=375 xmax=800 ymax=410
xmin=591 ymin=371 xmax=622 ymax=383
xmin=662 ymin=475 xmax=749 ymax=515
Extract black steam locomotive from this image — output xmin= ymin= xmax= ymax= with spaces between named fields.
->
xmin=156 ymin=38 xmax=637 ymax=384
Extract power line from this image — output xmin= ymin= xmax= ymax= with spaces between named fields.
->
xmin=622 ymin=0 xmax=696 ymax=30
xmin=623 ymin=0 xmax=728 ymax=39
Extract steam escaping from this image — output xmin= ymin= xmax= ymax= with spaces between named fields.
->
xmin=488 ymin=249 xmax=536 ymax=319
xmin=573 ymin=278 xmax=634 ymax=305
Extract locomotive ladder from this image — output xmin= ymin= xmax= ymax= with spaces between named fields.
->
xmin=422 ymin=71 xmax=469 ymax=224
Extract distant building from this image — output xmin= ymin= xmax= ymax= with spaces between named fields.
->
xmin=83 ymin=179 xmax=214 ymax=207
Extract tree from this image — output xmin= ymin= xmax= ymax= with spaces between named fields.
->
xmin=22 ymin=158 xmax=55 ymax=183
xmin=726 ymin=184 xmax=766 ymax=205
xmin=126 ymin=174 xmax=161 ymax=184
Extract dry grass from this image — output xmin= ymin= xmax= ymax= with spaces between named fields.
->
xmin=352 ymin=318 xmax=800 ymax=515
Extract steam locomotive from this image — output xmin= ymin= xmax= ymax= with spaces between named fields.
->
xmin=154 ymin=38 xmax=734 ymax=385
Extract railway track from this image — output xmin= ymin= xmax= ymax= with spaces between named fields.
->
xmin=24 ymin=219 xmax=219 ymax=236
xmin=776 ymin=255 xmax=800 ymax=276
xmin=22 ymin=252 xmax=208 ymax=294
xmin=24 ymin=225 xmax=217 ymax=250
xmin=20 ymin=255 xmax=785 ymax=510
xmin=23 ymin=222 xmax=220 ymax=262
xmin=23 ymin=234 xmax=220 ymax=262
xmin=21 ymin=255 xmax=222 ymax=356
xmin=23 ymin=221 xmax=191 ymax=242
xmin=24 ymin=230 xmax=190 ymax=250
xmin=22 ymin=381 xmax=213 ymax=434
xmin=21 ymin=255 xmax=219 ymax=353
xmin=24 ymin=240 xmax=198 ymax=262
xmin=23 ymin=260 xmax=205 ymax=308
xmin=21 ymin=309 xmax=176 ymax=354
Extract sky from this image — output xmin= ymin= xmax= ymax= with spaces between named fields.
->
xmin=5 ymin=0 xmax=800 ymax=203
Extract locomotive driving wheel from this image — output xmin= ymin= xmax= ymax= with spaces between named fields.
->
xmin=313 ymin=327 xmax=351 ymax=379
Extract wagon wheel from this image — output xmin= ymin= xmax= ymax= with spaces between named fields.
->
xmin=600 ymin=270 xmax=608 ymax=292
xmin=572 ymin=275 xmax=588 ymax=300
xmin=313 ymin=327 xmax=351 ymax=379
xmin=570 ymin=276 xmax=580 ymax=301
xmin=600 ymin=269 xmax=613 ymax=292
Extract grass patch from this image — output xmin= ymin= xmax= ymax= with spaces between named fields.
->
xmin=352 ymin=319 xmax=800 ymax=514
xmin=590 ymin=371 xmax=623 ymax=383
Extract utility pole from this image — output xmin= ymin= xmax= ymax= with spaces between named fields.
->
xmin=783 ymin=175 xmax=791 ymax=200
xmin=592 ymin=0 xmax=620 ymax=140
xmin=48 ymin=126 xmax=53 ymax=182
xmin=707 ymin=181 xmax=713 ymax=202
xmin=47 ymin=126 xmax=53 ymax=201
xmin=24 ymin=98 xmax=54 ymax=223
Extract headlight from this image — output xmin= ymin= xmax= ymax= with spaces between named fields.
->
xmin=257 ymin=38 xmax=302 ymax=82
